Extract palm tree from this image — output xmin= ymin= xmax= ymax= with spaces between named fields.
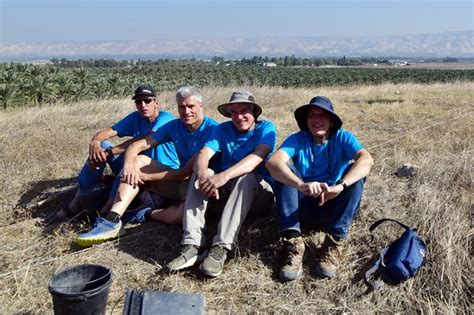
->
xmin=73 ymin=67 xmax=94 ymax=101
xmin=0 ymin=84 xmax=18 ymax=109
xmin=26 ymin=66 xmax=60 ymax=105
xmin=55 ymin=74 xmax=77 ymax=102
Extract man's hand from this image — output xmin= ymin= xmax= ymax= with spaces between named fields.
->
xmin=89 ymin=141 xmax=108 ymax=165
xmin=197 ymin=171 xmax=228 ymax=199
xmin=318 ymin=184 xmax=344 ymax=206
xmin=121 ymin=164 xmax=145 ymax=187
xmin=298 ymin=181 xmax=328 ymax=198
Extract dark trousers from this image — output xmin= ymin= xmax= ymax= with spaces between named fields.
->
xmin=274 ymin=165 xmax=365 ymax=239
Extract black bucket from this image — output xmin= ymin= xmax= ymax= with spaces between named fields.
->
xmin=48 ymin=264 xmax=113 ymax=315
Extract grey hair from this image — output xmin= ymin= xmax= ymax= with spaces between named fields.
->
xmin=176 ymin=86 xmax=204 ymax=104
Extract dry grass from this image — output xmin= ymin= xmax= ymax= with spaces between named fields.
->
xmin=0 ymin=82 xmax=472 ymax=313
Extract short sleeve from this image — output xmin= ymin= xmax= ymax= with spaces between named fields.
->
xmin=150 ymin=119 xmax=174 ymax=143
xmin=339 ymin=130 xmax=364 ymax=160
xmin=203 ymin=124 xmax=223 ymax=153
xmin=111 ymin=112 xmax=136 ymax=137
xmin=279 ymin=133 xmax=300 ymax=159
xmin=258 ymin=121 xmax=277 ymax=150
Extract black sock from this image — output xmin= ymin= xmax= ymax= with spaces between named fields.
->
xmin=105 ymin=212 xmax=121 ymax=223
xmin=282 ymin=229 xmax=301 ymax=240
xmin=144 ymin=209 xmax=153 ymax=222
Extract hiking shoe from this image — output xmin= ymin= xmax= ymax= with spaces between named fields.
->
xmin=199 ymin=245 xmax=228 ymax=277
xmin=122 ymin=207 xmax=152 ymax=225
xmin=315 ymin=234 xmax=345 ymax=278
xmin=75 ymin=217 xmax=124 ymax=247
xmin=279 ymin=236 xmax=307 ymax=282
xmin=167 ymin=245 xmax=206 ymax=272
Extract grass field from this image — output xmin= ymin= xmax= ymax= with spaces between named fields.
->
xmin=0 ymin=82 xmax=472 ymax=313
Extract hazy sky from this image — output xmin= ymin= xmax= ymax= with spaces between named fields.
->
xmin=1 ymin=0 xmax=473 ymax=43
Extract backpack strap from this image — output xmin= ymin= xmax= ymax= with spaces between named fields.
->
xmin=364 ymin=247 xmax=388 ymax=290
xmin=368 ymin=218 xmax=410 ymax=244
xmin=369 ymin=218 xmax=410 ymax=232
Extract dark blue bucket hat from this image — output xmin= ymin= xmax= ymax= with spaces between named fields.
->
xmin=294 ymin=96 xmax=343 ymax=131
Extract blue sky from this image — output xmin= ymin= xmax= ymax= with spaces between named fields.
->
xmin=1 ymin=0 xmax=473 ymax=42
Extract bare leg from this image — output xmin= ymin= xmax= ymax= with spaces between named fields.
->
xmin=109 ymin=182 xmax=141 ymax=216
xmin=109 ymin=154 xmax=169 ymax=217
xmin=56 ymin=189 xmax=81 ymax=219
xmin=67 ymin=189 xmax=81 ymax=212
xmin=150 ymin=202 xmax=184 ymax=224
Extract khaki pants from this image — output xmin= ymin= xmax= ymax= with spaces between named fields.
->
xmin=182 ymin=171 xmax=274 ymax=250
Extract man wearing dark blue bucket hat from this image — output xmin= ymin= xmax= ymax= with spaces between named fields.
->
xmin=266 ymin=96 xmax=373 ymax=281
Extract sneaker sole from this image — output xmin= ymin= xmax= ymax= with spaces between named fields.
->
xmin=279 ymin=267 xmax=303 ymax=282
xmin=198 ymin=264 xmax=222 ymax=278
xmin=314 ymin=266 xmax=336 ymax=278
xmin=75 ymin=228 xmax=125 ymax=247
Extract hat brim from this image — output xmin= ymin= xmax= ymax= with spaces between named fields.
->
xmin=294 ymin=104 xmax=343 ymax=131
xmin=131 ymin=93 xmax=156 ymax=100
xmin=217 ymin=101 xmax=262 ymax=118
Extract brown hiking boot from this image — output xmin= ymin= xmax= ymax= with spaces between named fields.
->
xmin=315 ymin=234 xmax=345 ymax=278
xmin=279 ymin=236 xmax=307 ymax=282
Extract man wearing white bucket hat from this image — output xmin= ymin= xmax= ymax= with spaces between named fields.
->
xmin=167 ymin=91 xmax=276 ymax=277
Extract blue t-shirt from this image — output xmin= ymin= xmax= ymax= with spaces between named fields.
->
xmin=204 ymin=120 xmax=277 ymax=182
xmin=112 ymin=111 xmax=179 ymax=169
xmin=279 ymin=129 xmax=364 ymax=185
xmin=151 ymin=116 xmax=219 ymax=167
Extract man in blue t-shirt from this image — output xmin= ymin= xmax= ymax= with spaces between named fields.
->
xmin=266 ymin=96 xmax=374 ymax=282
xmin=57 ymin=84 xmax=178 ymax=220
xmin=166 ymin=91 xmax=276 ymax=278
xmin=76 ymin=86 xmax=218 ymax=247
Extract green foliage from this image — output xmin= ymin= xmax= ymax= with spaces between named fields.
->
xmin=1 ymin=60 xmax=473 ymax=109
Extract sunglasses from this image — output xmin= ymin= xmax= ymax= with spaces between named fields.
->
xmin=134 ymin=98 xmax=154 ymax=105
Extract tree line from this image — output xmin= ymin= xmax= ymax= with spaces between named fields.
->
xmin=1 ymin=61 xmax=473 ymax=109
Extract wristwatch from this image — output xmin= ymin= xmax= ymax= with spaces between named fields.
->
xmin=336 ymin=179 xmax=348 ymax=191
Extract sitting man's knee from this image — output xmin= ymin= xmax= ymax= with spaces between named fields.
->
xmin=135 ymin=154 xmax=152 ymax=168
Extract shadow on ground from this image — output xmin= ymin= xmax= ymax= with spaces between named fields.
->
xmin=15 ymin=176 xmax=120 ymax=236
xmin=116 ymin=205 xmax=283 ymax=280
xmin=16 ymin=177 xmax=78 ymax=222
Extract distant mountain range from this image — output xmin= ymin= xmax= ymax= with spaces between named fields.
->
xmin=1 ymin=30 xmax=472 ymax=61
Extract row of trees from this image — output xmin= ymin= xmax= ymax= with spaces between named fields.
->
xmin=48 ymin=56 xmax=466 ymax=69
xmin=237 ymin=55 xmax=391 ymax=66
xmin=1 ymin=61 xmax=473 ymax=109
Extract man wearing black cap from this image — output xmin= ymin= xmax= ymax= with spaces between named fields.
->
xmin=266 ymin=96 xmax=373 ymax=282
xmin=167 ymin=91 xmax=276 ymax=277
xmin=58 ymin=84 xmax=178 ymax=221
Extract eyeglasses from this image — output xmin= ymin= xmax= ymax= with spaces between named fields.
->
xmin=134 ymin=98 xmax=154 ymax=105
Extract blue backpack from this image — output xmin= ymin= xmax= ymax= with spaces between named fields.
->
xmin=365 ymin=218 xmax=427 ymax=290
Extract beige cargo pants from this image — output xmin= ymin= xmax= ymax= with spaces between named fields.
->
xmin=182 ymin=171 xmax=274 ymax=250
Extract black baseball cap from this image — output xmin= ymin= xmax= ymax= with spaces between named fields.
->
xmin=132 ymin=84 xmax=156 ymax=100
